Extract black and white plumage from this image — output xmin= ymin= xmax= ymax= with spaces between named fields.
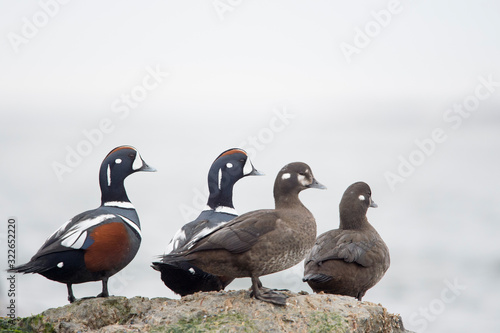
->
xmin=152 ymin=148 xmax=262 ymax=296
xmin=303 ymin=182 xmax=390 ymax=301
xmin=160 ymin=162 xmax=326 ymax=305
xmin=8 ymin=146 xmax=156 ymax=303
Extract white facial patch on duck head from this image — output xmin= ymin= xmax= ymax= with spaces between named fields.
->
xmin=359 ymin=195 xmax=366 ymax=201
xmin=115 ymin=158 xmax=122 ymax=164
xmin=297 ymin=169 xmax=311 ymax=186
xmin=282 ymin=173 xmax=291 ymax=180
xmin=57 ymin=262 xmax=64 ymax=268
xmin=226 ymin=162 xmax=233 ymax=168
xmin=243 ymin=157 xmax=253 ymax=175
xmin=132 ymin=151 xmax=144 ymax=171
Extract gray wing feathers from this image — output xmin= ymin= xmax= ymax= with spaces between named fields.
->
xmin=308 ymin=231 xmax=378 ymax=268
xmin=189 ymin=210 xmax=277 ymax=254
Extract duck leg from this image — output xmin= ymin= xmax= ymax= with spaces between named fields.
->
xmin=255 ymin=277 xmax=289 ymax=293
xmin=97 ymin=277 xmax=109 ymax=298
xmin=67 ymin=284 xmax=76 ymax=303
xmin=250 ymin=276 xmax=287 ymax=306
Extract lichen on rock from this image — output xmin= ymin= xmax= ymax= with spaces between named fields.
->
xmin=2 ymin=290 xmax=412 ymax=333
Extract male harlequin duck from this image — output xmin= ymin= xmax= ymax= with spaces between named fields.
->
xmin=152 ymin=148 xmax=262 ymax=296
xmin=303 ymin=182 xmax=390 ymax=301
xmin=162 ymin=162 xmax=326 ymax=305
xmin=8 ymin=146 xmax=155 ymax=303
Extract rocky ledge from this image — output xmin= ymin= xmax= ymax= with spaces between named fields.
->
xmin=1 ymin=290 xmax=412 ymax=332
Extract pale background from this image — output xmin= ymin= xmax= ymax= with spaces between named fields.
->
xmin=1 ymin=1 xmax=499 ymax=332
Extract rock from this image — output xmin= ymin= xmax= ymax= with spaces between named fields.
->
xmin=1 ymin=290 xmax=412 ymax=332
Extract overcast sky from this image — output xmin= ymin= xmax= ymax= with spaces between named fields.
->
xmin=1 ymin=1 xmax=500 ymax=332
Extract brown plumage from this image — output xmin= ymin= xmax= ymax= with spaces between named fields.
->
xmin=84 ymin=222 xmax=131 ymax=272
xmin=164 ymin=162 xmax=326 ymax=305
xmin=303 ymin=182 xmax=389 ymax=301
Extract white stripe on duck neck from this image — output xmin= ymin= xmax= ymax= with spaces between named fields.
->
xmin=203 ymin=205 xmax=237 ymax=215
xmin=104 ymin=201 xmax=135 ymax=209
xmin=215 ymin=206 xmax=238 ymax=215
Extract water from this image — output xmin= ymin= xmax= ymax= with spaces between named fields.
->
xmin=1 ymin=108 xmax=499 ymax=333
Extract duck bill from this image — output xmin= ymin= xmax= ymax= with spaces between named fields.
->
xmin=138 ymin=160 xmax=157 ymax=172
xmin=248 ymin=167 xmax=264 ymax=176
xmin=243 ymin=158 xmax=264 ymax=177
xmin=308 ymin=178 xmax=327 ymax=190
xmin=370 ymin=199 xmax=378 ymax=208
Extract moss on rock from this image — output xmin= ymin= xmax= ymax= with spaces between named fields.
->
xmin=1 ymin=315 xmax=55 ymax=333
xmin=5 ymin=290 xmax=412 ymax=333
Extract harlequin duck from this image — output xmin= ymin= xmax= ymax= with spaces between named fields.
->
xmin=303 ymin=182 xmax=390 ymax=301
xmin=162 ymin=162 xmax=326 ymax=305
xmin=152 ymin=148 xmax=262 ymax=296
xmin=8 ymin=146 xmax=155 ymax=303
